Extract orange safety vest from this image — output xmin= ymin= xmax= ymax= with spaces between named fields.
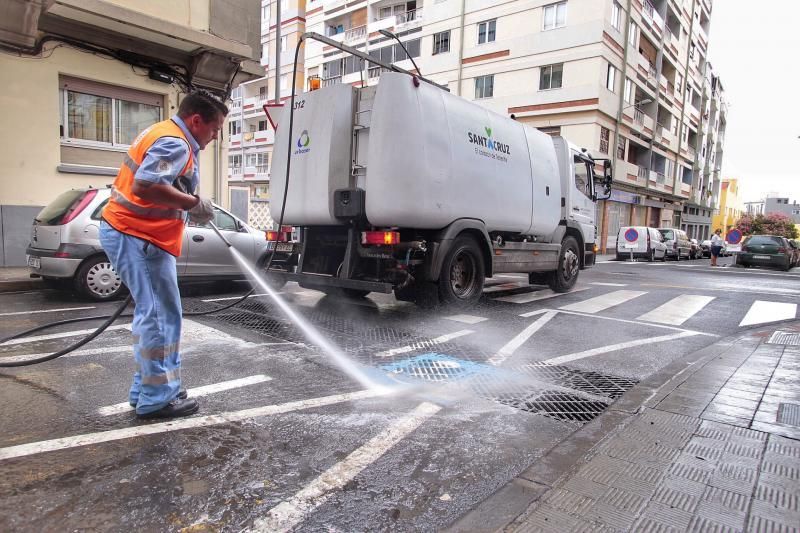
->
xmin=103 ymin=119 xmax=196 ymax=257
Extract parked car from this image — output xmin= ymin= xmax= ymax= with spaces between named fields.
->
xmin=615 ymin=226 xmax=667 ymax=262
xmin=26 ymin=187 xmax=290 ymax=300
xmin=738 ymin=235 xmax=795 ymax=271
xmin=700 ymin=239 xmax=728 ymax=258
xmin=689 ymin=239 xmax=701 ymax=259
xmin=658 ymin=228 xmax=692 ymax=260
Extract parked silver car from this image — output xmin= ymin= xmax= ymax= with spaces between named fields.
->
xmin=658 ymin=228 xmax=692 ymax=260
xmin=26 ymin=187 xmax=289 ymax=300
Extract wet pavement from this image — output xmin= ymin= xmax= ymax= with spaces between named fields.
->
xmin=0 ymin=256 xmax=799 ymax=531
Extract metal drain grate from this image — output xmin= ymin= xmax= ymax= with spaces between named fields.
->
xmin=381 ymin=353 xmax=493 ymax=383
xmin=767 ymin=331 xmax=800 ymax=346
xmin=496 ymin=391 xmax=609 ymax=423
xmin=523 ymin=363 xmax=638 ymax=400
xmin=777 ymin=403 xmax=800 ymax=426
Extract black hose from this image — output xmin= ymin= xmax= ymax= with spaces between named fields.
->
xmin=0 ymin=47 xmax=302 ymax=367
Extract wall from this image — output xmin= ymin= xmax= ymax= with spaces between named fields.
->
xmin=102 ymin=0 xmax=211 ymax=30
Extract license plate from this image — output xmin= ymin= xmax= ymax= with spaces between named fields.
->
xmin=753 ymin=255 xmax=771 ymax=260
xmin=268 ymin=242 xmax=295 ymax=252
xmin=623 ymin=243 xmax=638 ymax=249
xmin=27 ymin=255 xmax=41 ymax=269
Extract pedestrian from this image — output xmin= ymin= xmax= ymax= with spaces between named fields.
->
xmin=100 ymin=90 xmax=227 ymax=419
xmin=710 ymin=228 xmax=723 ymax=267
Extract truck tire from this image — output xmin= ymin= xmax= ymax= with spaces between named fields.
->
xmin=547 ymin=236 xmax=580 ymax=293
xmin=74 ymin=255 xmax=126 ymax=301
xmin=438 ymin=235 xmax=485 ymax=307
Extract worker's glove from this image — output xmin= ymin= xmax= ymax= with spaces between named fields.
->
xmin=188 ymin=196 xmax=214 ymax=225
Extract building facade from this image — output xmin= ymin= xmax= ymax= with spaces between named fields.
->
xmin=744 ymin=200 xmax=765 ymax=217
xmin=711 ymin=178 xmax=743 ymax=234
xmin=765 ymin=197 xmax=800 ymax=224
xmin=0 ymin=0 xmax=261 ymax=266
xmin=226 ymin=0 xmax=726 ymax=242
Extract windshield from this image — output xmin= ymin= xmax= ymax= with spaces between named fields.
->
xmin=746 ymin=236 xmax=782 ymax=246
xmin=35 ymin=190 xmax=85 ymax=225
xmin=659 ymin=229 xmax=674 ymax=240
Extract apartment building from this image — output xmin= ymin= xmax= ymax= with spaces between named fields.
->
xmin=681 ymin=63 xmax=726 ymax=241
xmin=711 ymin=178 xmax=743 ymax=234
xmin=0 ymin=0 xmax=261 ymax=266
xmin=229 ymin=0 xmax=725 ymax=244
xmin=765 ymin=197 xmax=800 ymax=224
xmin=226 ymin=0 xmax=307 ymax=229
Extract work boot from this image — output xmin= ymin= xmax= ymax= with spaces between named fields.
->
xmin=130 ymin=388 xmax=187 ymax=408
xmin=136 ymin=398 xmax=199 ymax=420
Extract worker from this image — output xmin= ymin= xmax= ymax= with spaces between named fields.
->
xmin=100 ymin=90 xmax=227 ymax=419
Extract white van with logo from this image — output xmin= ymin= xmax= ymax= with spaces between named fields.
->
xmin=616 ymin=226 xmax=668 ymax=262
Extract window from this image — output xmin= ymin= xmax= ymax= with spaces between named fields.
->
xmin=628 ymin=21 xmax=638 ymax=46
xmin=229 ymin=120 xmax=241 ymax=136
xmin=281 ymin=0 xmax=289 ymax=11
xmin=543 ymin=1 xmax=567 ymax=30
xmin=280 ymin=36 xmax=288 ymax=52
xmin=59 ymin=77 xmax=162 ymax=147
xmin=247 ymin=153 xmax=269 ymax=171
xmin=280 ymin=75 xmax=288 ymax=91
xmin=574 ymin=154 xmax=592 ymax=198
xmin=433 ymin=30 xmax=450 ymax=55
xmin=258 ymin=120 xmax=269 ymax=131
xmin=538 ymin=126 xmax=562 ymax=136
xmin=475 ymin=75 xmax=494 ymax=99
xmin=606 ymin=63 xmax=617 ymax=92
xmin=477 ymin=19 xmax=496 ymax=44
xmin=624 ymin=77 xmax=633 ymax=103
xmin=259 ymin=86 xmax=267 ymax=100
xmin=611 ymin=1 xmax=622 ymax=31
xmin=262 ymin=5 xmax=270 ymax=19
xmin=379 ymin=3 xmax=408 ymax=20
xmin=616 ymin=136 xmax=626 ymax=160
xmin=261 ymin=43 xmax=269 ymax=61
xmin=229 ymin=154 xmax=242 ymax=168
xmin=539 ymin=63 xmax=563 ymax=90
xmin=599 ymin=126 xmax=610 ymax=154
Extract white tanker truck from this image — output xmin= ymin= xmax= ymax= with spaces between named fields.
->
xmin=267 ymin=72 xmax=612 ymax=307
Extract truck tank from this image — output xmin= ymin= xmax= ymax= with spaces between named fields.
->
xmin=272 ymin=73 xmax=561 ymax=238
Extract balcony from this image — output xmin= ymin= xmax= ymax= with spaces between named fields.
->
xmin=638 ymin=54 xmax=657 ymax=85
xmin=395 ymin=7 xmax=422 ymax=29
xmin=344 ymin=24 xmax=366 ymax=43
xmin=322 ymin=75 xmax=342 ymax=87
xmin=228 ymin=133 xmax=243 ymax=147
xmin=640 ymin=0 xmax=663 ymax=35
xmin=228 ymin=166 xmax=243 ymax=178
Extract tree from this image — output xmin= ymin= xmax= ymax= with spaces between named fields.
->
xmin=735 ymin=213 xmax=798 ymax=239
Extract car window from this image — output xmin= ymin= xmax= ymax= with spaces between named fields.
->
xmin=35 ymin=190 xmax=85 ymax=225
xmin=659 ymin=229 xmax=674 ymax=240
xmin=91 ymin=198 xmax=109 ymax=220
xmin=573 ymin=154 xmax=592 ymax=199
xmin=212 ymin=208 xmax=238 ymax=231
xmin=746 ymin=236 xmax=782 ymax=246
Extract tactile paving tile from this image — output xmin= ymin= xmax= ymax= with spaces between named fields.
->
xmin=767 ymin=331 xmax=800 ymax=345
xmin=776 ymin=403 xmax=800 ymax=427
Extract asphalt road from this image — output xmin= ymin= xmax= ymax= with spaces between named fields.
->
xmin=1 ymin=255 xmax=798 ymax=531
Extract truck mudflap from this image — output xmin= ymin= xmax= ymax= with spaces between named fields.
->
xmin=584 ymin=243 xmax=597 ymax=268
xmin=274 ymin=271 xmax=394 ymax=294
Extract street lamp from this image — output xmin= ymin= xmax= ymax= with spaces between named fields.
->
xmin=623 ymin=98 xmax=652 ymax=111
xmin=378 ymin=29 xmax=422 ymax=76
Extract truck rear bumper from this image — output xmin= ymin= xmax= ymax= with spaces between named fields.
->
xmin=276 ymin=272 xmax=395 ymax=294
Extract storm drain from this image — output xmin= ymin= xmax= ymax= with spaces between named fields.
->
xmin=381 ymin=353 xmax=493 ymax=383
xmin=522 ymin=363 xmax=638 ymax=400
xmin=767 ymin=331 xmax=800 ymax=346
xmin=777 ymin=403 xmax=800 ymax=427
xmin=495 ymin=391 xmax=609 ymax=423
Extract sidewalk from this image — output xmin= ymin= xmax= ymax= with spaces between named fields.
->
xmin=0 ymin=267 xmax=43 ymax=293
xmin=453 ymin=323 xmax=800 ymax=532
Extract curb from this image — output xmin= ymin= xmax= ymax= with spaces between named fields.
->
xmin=446 ymin=325 xmax=779 ymax=533
xmin=0 ymin=279 xmax=44 ymax=293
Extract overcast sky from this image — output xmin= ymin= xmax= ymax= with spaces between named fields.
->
xmin=707 ymin=1 xmax=799 ymax=203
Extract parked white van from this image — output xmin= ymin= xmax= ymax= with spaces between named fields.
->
xmin=616 ymin=226 xmax=668 ymax=262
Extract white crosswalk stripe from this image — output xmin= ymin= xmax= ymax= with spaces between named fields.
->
xmin=637 ymin=295 xmax=715 ymax=326
xmin=739 ymin=301 xmax=797 ymax=327
xmin=483 ymin=282 xmax=528 ymax=294
xmin=559 ymin=290 xmax=647 ymax=314
xmin=493 ymin=287 xmax=590 ymax=304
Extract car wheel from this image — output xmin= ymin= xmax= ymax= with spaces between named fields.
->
xmin=438 ymin=235 xmax=485 ymax=307
xmin=74 ymin=256 xmax=125 ymax=301
xmin=547 ymin=236 xmax=580 ymax=293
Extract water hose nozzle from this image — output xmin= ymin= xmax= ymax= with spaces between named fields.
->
xmin=209 ymin=221 xmax=233 ymax=247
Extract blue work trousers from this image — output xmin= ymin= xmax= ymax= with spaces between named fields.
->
xmin=99 ymin=221 xmax=183 ymax=414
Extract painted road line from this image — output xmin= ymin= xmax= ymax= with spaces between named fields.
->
xmin=254 ymin=402 xmax=442 ymax=533
xmin=483 ymin=282 xmax=528 ymax=294
xmin=493 ymin=274 xmax=527 ymax=279
xmin=201 ymin=293 xmax=275 ymax=302
xmin=443 ymin=314 xmax=488 ymax=325
xmin=519 ymin=308 xmax=558 ymax=318
xmin=553 ymin=308 xmax=717 ymax=336
xmin=589 ymin=282 xmax=628 ymax=287
xmin=0 ymin=389 xmax=388 ymax=462
xmin=637 ymin=295 xmax=716 ymax=326
xmin=641 ymin=283 xmax=800 ymax=297
xmin=559 ymin=290 xmax=647 ymax=314
xmin=739 ymin=301 xmax=798 ymax=327
xmin=0 ymin=346 xmax=131 ymax=364
xmin=98 ymin=375 xmax=273 ymax=416
xmin=375 ymin=330 xmax=474 ymax=358
xmin=0 ymin=306 xmax=96 ymax=317
xmin=0 ymin=324 xmax=131 ymax=346
xmin=494 ymin=287 xmax=590 ymax=304
xmin=543 ymin=331 xmax=700 ymax=365
xmin=488 ymin=311 xmax=558 ymax=366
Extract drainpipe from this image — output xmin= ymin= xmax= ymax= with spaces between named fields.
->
xmin=674 ymin=0 xmax=698 ymax=222
xmin=607 ymin=0 xmax=633 ymax=253
xmin=455 ymin=0 xmax=466 ymax=96
xmin=275 ymin=0 xmax=282 ymax=103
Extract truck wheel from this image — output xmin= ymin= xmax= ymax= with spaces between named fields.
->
xmin=74 ymin=256 xmax=125 ymax=301
xmin=438 ymin=235 xmax=485 ymax=307
xmin=547 ymin=237 xmax=580 ymax=293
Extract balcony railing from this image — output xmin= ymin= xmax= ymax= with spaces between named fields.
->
xmin=656 ymin=172 xmax=666 ymax=184
xmin=638 ymin=166 xmax=650 ymax=180
xmin=322 ymin=75 xmax=342 ymax=86
xmin=256 ymin=165 xmax=269 ymax=175
xmin=396 ymin=7 xmax=422 ymax=25
xmin=344 ymin=24 xmax=366 ymax=43
xmin=229 ymin=167 xmax=243 ymax=176
xmin=634 ymin=107 xmax=645 ymax=125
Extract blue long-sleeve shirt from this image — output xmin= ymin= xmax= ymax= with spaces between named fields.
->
xmin=134 ymin=115 xmax=200 ymax=194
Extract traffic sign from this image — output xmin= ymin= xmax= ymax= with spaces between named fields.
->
xmin=624 ymin=228 xmax=639 ymax=242
xmin=727 ymin=229 xmax=742 ymax=245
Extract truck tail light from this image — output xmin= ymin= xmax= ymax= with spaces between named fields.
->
xmin=266 ymin=231 xmax=289 ymax=242
xmin=361 ymin=231 xmax=400 ymax=245
xmin=61 ymin=189 xmax=98 ymax=224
